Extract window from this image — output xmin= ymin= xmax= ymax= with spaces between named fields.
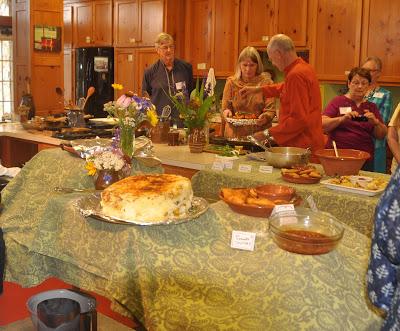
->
xmin=0 ymin=0 xmax=11 ymax=119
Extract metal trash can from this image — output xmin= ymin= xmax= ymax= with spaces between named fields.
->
xmin=27 ymin=289 xmax=97 ymax=331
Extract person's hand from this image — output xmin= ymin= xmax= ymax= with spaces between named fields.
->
xmin=253 ymin=130 xmax=267 ymax=141
xmin=363 ymin=110 xmax=379 ymax=125
xmin=223 ymin=109 xmax=232 ymax=118
xmin=341 ymin=111 xmax=359 ymax=122
xmin=256 ymin=113 xmax=270 ymax=126
xmin=239 ymin=86 xmax=261 ymax=98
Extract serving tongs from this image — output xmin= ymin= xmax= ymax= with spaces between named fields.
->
xmin=54 ymin=187 xmax=99 ymax=194
xmin=247 ymin=135 xmax=271 ymax=150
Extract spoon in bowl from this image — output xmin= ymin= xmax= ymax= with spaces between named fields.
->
xmin=332 ymin=140 xmax=339 ymax=158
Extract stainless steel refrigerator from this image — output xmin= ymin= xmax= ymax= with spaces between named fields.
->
xmin=75 ymin=47 xmax=114 ymax=118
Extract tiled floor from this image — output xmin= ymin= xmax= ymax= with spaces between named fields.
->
xmin=0 ymin=312 xmax=133 ymax=330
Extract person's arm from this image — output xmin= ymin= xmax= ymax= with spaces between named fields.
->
xmin=221 ymin=79 xmax=233 ymax=117
xmin=364 ymin=107 xmax=387 ymax=139
xmin=142 ymin=69 xmax=151 ymax=97
xmin=257 ymin=98 xmax=276 ymax=126
xmin=186 ymin=63 xmax=194 ymax=93
xmin=388 ymin=126 xmax=400 ymax=164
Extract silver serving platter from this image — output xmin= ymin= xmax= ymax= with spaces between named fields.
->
xmin=225 ymin=117 xmax=257 ymax=127
xmin=76 ymin=193 xmax=209 ymax=225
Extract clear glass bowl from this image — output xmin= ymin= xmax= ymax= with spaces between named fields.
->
xmin=269 ymin=207 xmax=344 ymax=255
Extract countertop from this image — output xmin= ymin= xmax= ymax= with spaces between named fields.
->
xmin=0 ymin=123 xmax=217 ymax=170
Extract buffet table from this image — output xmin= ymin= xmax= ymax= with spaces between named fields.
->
xmin=1 ymin=149 xmax=383 ymax=330
xmin=192 ymin=159 xmax=390 ymax=237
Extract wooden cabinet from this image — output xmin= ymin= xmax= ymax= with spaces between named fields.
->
xmin=13 ymin=0 xmax=64 ymax=116
xmin=113 ymin=0 xmax=185 ymax=49
xmin=239 ymin=0 xmax=308 ymax=49
xmin=72 ymin=0 xmax=112 ymax=47
xmin=63 ymin=3 xmax=73 ymax=49
xmin=309 ymin=0 xmax=362 ymax=82
xmin=185 ymin=0 xmax=239 ymax=77
xmin=361 ymin=0 xmax=400 ymax=84
xmin=114 ymin=48 xmax=158 ymax=97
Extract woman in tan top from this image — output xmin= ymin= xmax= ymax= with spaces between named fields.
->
xmin=221 ymin=46 xmax=276 ymax=138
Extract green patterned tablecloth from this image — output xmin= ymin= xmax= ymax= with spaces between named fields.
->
xmin=192 ymin=158 xmax=390 ymax=237
xmin=0 ymin=149 xmax=383 ymax=330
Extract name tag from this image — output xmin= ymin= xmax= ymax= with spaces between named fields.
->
xmin=259 ymin=165 xmax=273 ymax=173
xmin=238 ymin=164 xmax=252 ymax=173
xmin=231 ymin=231 xmax=256 ymax=251
xmin=373 ymin=92 xmax=384 ymax=99
xmin=339 ymin=107 xmax=352 ymax=115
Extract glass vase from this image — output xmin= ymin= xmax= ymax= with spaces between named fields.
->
xmin=188 ymin=127 xmax=206 ymax=153
xmin=95 ymin=170 xmax=120 ymax=190
xmin=120 ymin=125 xmax=135 ymax=158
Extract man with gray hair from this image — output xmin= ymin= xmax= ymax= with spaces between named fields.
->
xmin=240 ymin=34 xmax=325 ymax=155
xmin=142 ymin=32 xmax=193 ymax=127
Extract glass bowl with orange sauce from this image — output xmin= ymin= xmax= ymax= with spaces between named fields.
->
xmin=269 ymin=208 xmax=344 ymax=255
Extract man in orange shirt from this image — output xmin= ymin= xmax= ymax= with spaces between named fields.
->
xmin=240 ymin=34 xmax=325 ymax=153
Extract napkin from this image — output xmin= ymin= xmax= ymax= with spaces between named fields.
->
xmin=0 ymin=164 xmax=21 ymax=178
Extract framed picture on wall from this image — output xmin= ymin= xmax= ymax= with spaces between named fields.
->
xmin=34 ymin=25 xmax=61 ymax=52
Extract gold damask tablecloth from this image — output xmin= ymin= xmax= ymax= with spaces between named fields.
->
xmin=0 ymin=149 xmax=383 ymax=330
xmin=191 ymin=158 xmax=390 ymax=237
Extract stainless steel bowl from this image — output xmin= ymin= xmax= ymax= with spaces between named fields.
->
xmin=265 ymin=147 xmax=311 ymax=168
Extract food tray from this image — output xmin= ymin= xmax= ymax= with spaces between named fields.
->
xmin=225 ymin=117 xmax=257 ymax=126
xmin=320 ymin=179 xmax=385 ymax=196
xmin=281 ymin=174 xmax=321 ymax=184
xmin=219 ymin=191 xmax=302 ymax=218
xmin=76 ymin=193 xmax=209 ymax=225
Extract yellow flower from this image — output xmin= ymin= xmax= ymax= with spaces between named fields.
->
xmin=112 ymin=83 xmax=123 ymax=90
xmin=85 ymin=161 xmax=97 ymax=176
xmin=147 ymin=109 xmax=159 ymax=127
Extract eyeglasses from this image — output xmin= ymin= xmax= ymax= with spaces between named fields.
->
xmin=159 ymin=45 xmax=175 ymax=51
xmin=350 ymin=80 xmax=369 ymax=87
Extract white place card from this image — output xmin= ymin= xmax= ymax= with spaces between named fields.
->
xmin=223 ymin=161 xmax=233 ymax=169
xmin=238 ymin=164 xmax=252 ymax=173
xmin=271 ymin=204 xmax=296 ymax=216
xmin=306 ymin=195 xmax=318 ymax=212
xmin=231 ymin=231 xmax=256 ymax=251
xmin=259 ymin=165 xmax=273 ymax=173
xmin=211 ymin=162 xmax=224 ymax=171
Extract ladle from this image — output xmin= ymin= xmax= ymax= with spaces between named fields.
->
xmin=247 ymin=135 xmax=270 ymax=151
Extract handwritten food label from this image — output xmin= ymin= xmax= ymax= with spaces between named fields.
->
xmin=259 ymin=165 xmax=273 ymax=173
xmin=373 ymin=92 xmax=384 ymax=99
xmin=211 ymin=162 xmax=224 ymax=171
xmin=224 ymin=161 xmax=233 ymax=169
xmin=279 ymin=216 xmax=298 ymax=226
xmin=306 ymin=195 xmax=318 ymax=212
xmin=271 ymin=204 xmax=296 ymax=216
xmin=238 ymin=164 xmax=252 ymax=173
xmin=339 ymin=107 xmax=352 ymax=115
xmin=231 ymin=231 xmax=256 ymax=251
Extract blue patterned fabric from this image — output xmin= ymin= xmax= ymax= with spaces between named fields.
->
xmin=365 ymin=87 xmax=393 ymax=173
xmin=367 ymin=165 xmax=400 ymax=330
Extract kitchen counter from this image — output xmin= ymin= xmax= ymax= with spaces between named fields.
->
xmin=0 ymin=123 xmax=217 ymax=171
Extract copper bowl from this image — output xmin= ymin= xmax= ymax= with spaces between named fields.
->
xmin=314 ymin=149 xmax=370 ymax=176
xmin=269 ymin=208 xmax=344 ymax=255
xmin=254 ymin=184 xmax=295 ymax=201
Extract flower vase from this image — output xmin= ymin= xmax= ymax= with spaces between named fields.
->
xmin=120 ymin=125 xmax=135 ymax=159
xmin=188 ymin=127 xmax=206 ymax=153
xmin=95 ymin=170 xmax=120 ymax=190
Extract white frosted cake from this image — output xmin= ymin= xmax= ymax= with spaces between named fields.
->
xmin=100 ymin=174 xmax=193 ymax=222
